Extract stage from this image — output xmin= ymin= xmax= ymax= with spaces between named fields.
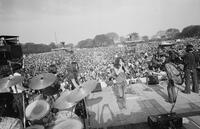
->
xmin=85 ymin=81 xmax=200 ymax=129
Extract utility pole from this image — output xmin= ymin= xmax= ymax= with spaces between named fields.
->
xmin=54 ymin=32 xmax=58 ymax=44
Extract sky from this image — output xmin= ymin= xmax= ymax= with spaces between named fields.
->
xmin=0 ymin=0 xmax=200 ymax=44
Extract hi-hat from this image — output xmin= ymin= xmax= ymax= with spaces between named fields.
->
xmin=0 ymin=75 xmax=24 ymax=90
xmin=29 ymin=73 xmax=56 ymax=90
xmin=67 ymin=80 xmax=98 ymax=103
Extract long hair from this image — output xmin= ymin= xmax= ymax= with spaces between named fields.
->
xmin=113 ymin=57 xmax=126 ymax=72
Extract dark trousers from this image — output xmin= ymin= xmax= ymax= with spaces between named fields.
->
xmin=184 ymin=68 xmax=199 ymax=93
xmin=167 ymin=79 xmax=176 ymax=103
xmin=113 ymin=82 xmax=126 ymax=109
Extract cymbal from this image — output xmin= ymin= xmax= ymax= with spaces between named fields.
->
xmin=0 ymin=75 xmax=24 ymax=90
xmin=29 ymin=73 xmax=56 ymax=90
xmin=67 ymin=80 xmax=98 ymax=103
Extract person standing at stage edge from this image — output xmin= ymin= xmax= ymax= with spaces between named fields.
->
xmin=164 ymin=49 xmax=179 ymax=103
xmin=113 ymin=56 xmax=127 ymax=109
xmin=66 ymin=61 xmax=80 ymax=90
xmin=182 ymin=44 xmax=199 ymax=94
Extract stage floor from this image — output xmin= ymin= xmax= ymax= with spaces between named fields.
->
xmin=85 ymin=81 xmax=200 ymax=129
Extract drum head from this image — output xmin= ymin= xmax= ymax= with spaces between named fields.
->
xmin=25 ymin=125 xmax=44 ymax=129
xmin=52 ymin=119 xmax=83 ymax=129
xmin=26 ymin=100 xmax=50 ymax=120
xmin=53 ymin=90 xmax=76 ymax=110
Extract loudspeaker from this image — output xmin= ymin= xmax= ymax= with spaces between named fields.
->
xmin=0 ymin=44 xmax=22 ymax=75
xmin=10 ymin=44 xmax=23 ymax=60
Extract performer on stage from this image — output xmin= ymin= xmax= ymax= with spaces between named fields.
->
xmin=165 ymin=50 xmax=178 ymax=103
xmin=182 ymin=44 xmax=199 ymax=94
xmin=113 ymin=56 xmax=127 ymax=109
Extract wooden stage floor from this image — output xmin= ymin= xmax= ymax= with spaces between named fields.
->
xmin=85 ymin=81 xmax=200 ymax=129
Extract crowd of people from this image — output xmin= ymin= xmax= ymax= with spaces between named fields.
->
xmin=22 ymin=38 xmax=200 ymax=93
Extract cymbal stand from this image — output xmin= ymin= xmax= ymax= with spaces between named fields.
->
xmin=22 ymin=91 xmax=26 ymax=128
xmin=84 ymin=97 xmax=90 ymax=129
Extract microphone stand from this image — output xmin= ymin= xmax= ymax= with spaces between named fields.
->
xmin=8 ymin=60 xmax=18 ymax=93
xmin=170 ymin=88 xmax=179 ymax=114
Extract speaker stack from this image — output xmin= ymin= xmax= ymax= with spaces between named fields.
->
xmin=0 ymin=35 xmax=23 ymax=77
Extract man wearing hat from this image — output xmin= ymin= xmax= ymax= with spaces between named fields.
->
xmin=182 ymin=44 xmax=199 ymax=93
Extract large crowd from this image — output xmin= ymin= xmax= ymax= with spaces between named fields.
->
xmin=23 ymin=38 xmax=200 ymax=85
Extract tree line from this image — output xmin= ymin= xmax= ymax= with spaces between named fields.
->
xmin=21 ymin=25 xmax=200 ymax=54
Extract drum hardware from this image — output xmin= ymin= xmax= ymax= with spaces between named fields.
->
xmin=0 ymin=75 xmax=24 ymax=90
xmin=29 ymin=73 xmax=56 ymax=90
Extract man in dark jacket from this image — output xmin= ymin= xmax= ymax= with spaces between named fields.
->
xmin=183 ymin=44 xmax=199 ymax=93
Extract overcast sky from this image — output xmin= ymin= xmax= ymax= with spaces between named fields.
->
xmin=0 ymin=0 xmax=200 ymax=44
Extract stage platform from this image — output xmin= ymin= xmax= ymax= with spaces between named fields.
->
xmin=85 ymin=81 xmax=200 ymax=129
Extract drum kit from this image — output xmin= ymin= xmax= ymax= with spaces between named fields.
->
xmin=0 ymin=73 xmax=98 ymax=129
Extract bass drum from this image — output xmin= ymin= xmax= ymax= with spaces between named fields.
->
xmin=48 ymin=110 xmax=83 ymax=129
xmin=49 ymin=119 xmax=83 ymax=129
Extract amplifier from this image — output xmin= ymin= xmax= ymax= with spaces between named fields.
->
xmin=147 ymin=75 xmax=159 ymax=85
xmin=147 ymin=113 xmax=182 ymax=129
xmin=0 ymin=45 xmax=11 ymax=52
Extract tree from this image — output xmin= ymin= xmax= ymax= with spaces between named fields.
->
xmin=106 ymin=32 xmax=119 ymax=42
xmin=166 ymin=28 xmax=180 ymax=39
xmin=120 ymin=36 xmax=126 ymax=43
xmin=22 ymin=43 xmax=51 ymax=54
xmin=93 ymin=34 xmax=114 ymax=47
xmin=180 ymin=25 xmax=200 ymax=38
xmin=60 ymin=42 xmax=65 ymax=47
xmin=49 ymin=42 xmax=56 ymax=49
xmin=141 ymin=36 xmax=149 ymax=41
xmin=65 ymin=43 xmax=74 ymax=48
xmin=151 ymin=30 xmax=166 ymax=40
xmin=76 ymin=39 xmax=94 ymax=48
xmin=128 ymin=32 xmax=139 ymax=41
